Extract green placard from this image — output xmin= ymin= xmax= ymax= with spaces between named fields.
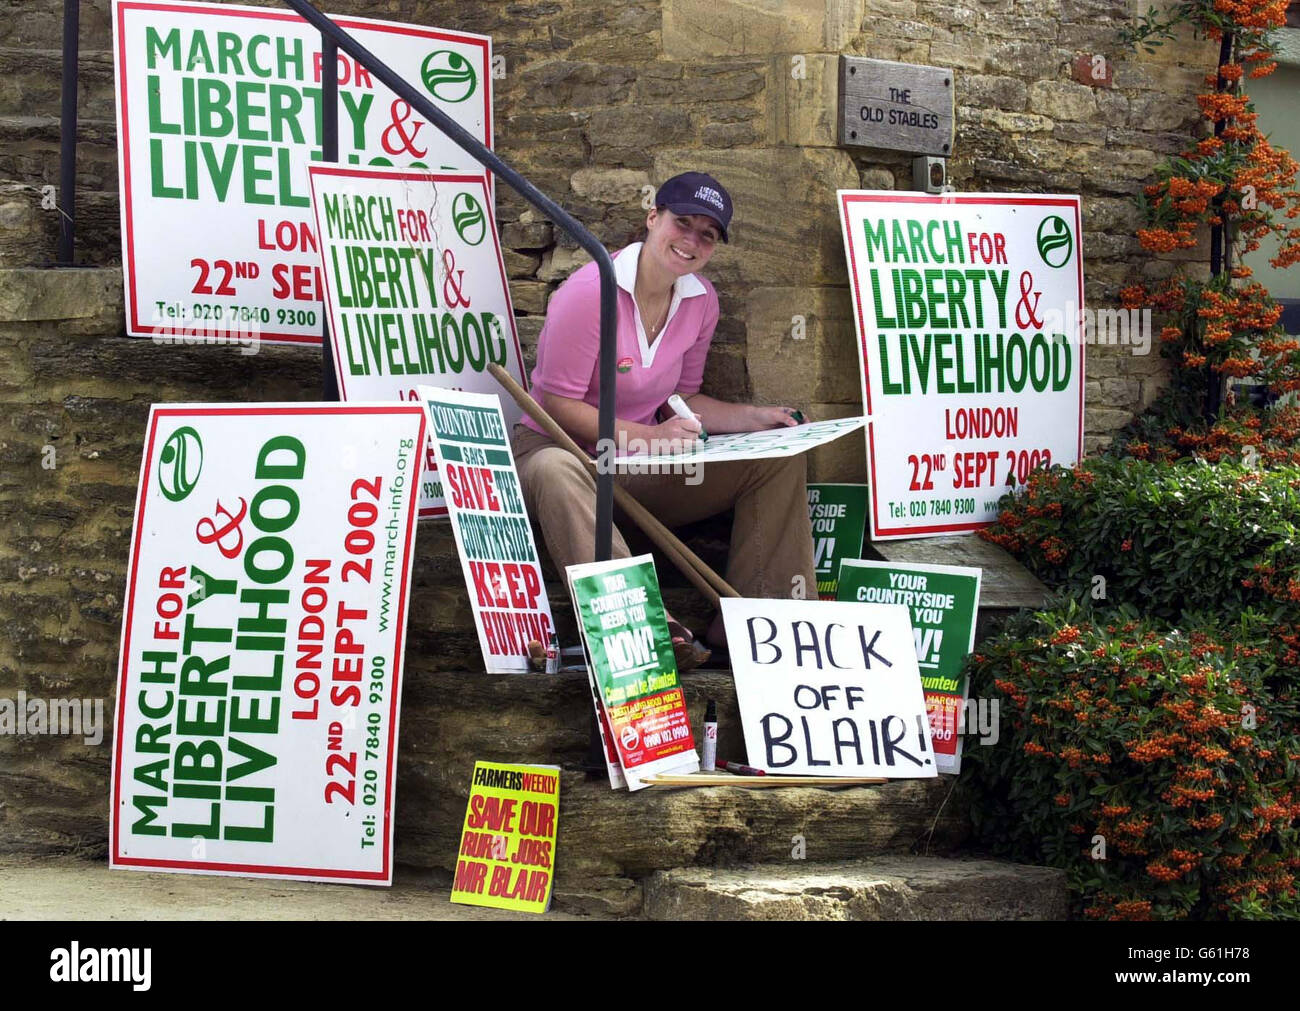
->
xmin=807 ymin=483 xmax=868 ymax=600
xmin=567 ymin=555 xmax=697 ymax=790
xmin=837 ymin=559 xmax=981 ymax=774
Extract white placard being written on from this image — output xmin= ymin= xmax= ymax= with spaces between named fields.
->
xmin=610 ymin=416 xmax=865 ymax=466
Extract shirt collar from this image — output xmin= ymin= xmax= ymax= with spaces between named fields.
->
xmin=614 ymin=242 xmax=706 ymax=370
xmin=615 ymin=242 xmax=706 ymax=299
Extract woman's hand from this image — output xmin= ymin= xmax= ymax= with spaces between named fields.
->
xmin=676 ymin=394 xmax=811 ymax=435
xmin=651 ymin=414 xmax=703 ymax=453
xmin=747 ymin=405 xmax=809 ymax=430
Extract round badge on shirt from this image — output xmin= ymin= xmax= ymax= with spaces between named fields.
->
xmin=617 ymin=356 xmax=634 ymax=374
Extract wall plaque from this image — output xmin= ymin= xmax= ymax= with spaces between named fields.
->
xmin=838 ymin=56 xmax=954 ymax=156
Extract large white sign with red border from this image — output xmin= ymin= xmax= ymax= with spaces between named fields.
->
xmin=111 ymin=403 xmax=424 ymax=884
xmin=112 ymin=0 xmax=493 ymax=345
xmin=838 ymin=192 xmax=1084 ymax=540
xmin=310 ymin=167 xmax=527 ymax=517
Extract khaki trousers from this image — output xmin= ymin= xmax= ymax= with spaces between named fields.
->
xmin=511 ymin=425 xmax=817 ymax=601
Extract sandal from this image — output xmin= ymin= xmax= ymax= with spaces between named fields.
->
xmin=667 ymin=620 xmax=711 ymax=674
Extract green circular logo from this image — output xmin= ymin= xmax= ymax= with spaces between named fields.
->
xmin=421 ymin=50 xmax=477 ymax=103
xmin=158 ymin=426 xmax=202 ymax=502
xmin=1036 ymin=215 xmax=1073 ymax=268
xmin=452 ymin=192 xmax=486 ymax=246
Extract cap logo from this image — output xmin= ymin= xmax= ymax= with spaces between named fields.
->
xmin=693 ymin=186 xmax=725 ymax=212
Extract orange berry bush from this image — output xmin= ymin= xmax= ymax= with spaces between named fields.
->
xmin=1122 ymin=0 xmax=1300 ymax=426
xmin=961 ymin=0 xmax=1300 ymax=922
xmin=970 ymin=454 xmax=1300 ymax=918
xmin=964 ymin=609 xmax=1300 ymax=920
xmin=978 ymin=457 xmax=1300 ymax=620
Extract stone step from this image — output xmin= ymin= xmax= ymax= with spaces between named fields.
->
xmin=0 ymin=0 xmax=113 ymax=52
xmin=0 ymin=264 xmax=123 ymax=327
xmin=643 ymin=857 xmax=1068 ymax=921
xmin=0 ymin=49 xmax=117 ymax=121
xmin=0 ymin=673 xmax=971 ymax=918
xmin=0 ymin=666 xmax=969 ymax=919
xmin=392 ymin=669 xmax=969 ymax=916
xmin=0 ymin=182 xmax=119 ymax=267
xmin=0 ymin=115 xmax=119 ymax=196
xmin=0 ymin=854 xmax=611 ymax=920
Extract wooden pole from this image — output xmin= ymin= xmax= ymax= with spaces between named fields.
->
xmin=487 ymin=364 xmax=740 ymax=605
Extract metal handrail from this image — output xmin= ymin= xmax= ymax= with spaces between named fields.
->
xmin=57 ymin=0 xmax=79 ymax=264
xmin=284 ymin=0 xmax=617 ymax=562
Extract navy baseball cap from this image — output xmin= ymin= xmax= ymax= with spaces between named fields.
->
xmin=655 ymin=172 xmax=732 ymax=243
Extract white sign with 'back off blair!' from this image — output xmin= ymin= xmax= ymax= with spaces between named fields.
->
xmin=720 ymin=598 xmax=936 ymax=778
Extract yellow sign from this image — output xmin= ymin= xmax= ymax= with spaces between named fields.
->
xmin=450 ymin=761 xmax=560 ymax=914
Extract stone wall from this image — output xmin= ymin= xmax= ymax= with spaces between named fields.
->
xmin=0 ymin=0 xmax=1221 ymax=856
xmin=477 ymin=0 xmax=1218 ymax=460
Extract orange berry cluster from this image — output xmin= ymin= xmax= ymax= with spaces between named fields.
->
xmin=1128 ymin=0 xmax=1300 ymax=402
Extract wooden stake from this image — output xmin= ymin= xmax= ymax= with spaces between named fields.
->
xmin=645 ymin=774 xmax=888 ymax=788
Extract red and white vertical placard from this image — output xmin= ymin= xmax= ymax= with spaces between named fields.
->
xmin=419 ymin=385 xmax=554 ymax=673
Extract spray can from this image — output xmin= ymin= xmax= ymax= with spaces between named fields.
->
xmin=545 ymin=634 xmax=560 ymax=674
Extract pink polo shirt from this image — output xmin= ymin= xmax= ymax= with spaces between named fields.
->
xmin=522 ymin=243 xmax=719 ymax=448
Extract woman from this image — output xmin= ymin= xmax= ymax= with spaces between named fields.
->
xmin=510 ymin=172 xmax=817 ymax=669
